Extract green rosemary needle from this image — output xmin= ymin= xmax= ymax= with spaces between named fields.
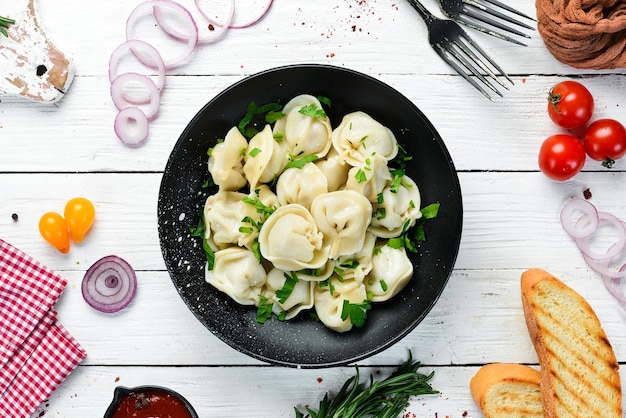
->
xmin=0 ymin=15 xmax=15 ymax=37
xmin=294 ymin=352 xmax=438 ymax=418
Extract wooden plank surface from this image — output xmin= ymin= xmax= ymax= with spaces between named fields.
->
xmin=1 ymin=0 xmax=626 ymax=416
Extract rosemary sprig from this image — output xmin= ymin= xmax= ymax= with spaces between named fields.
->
xmin=294 ymin=352 xmax=438 ymax=418
xmin=0 ymin=15 xmax=15 ymax=37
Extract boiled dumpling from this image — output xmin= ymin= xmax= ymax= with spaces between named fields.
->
xmin=205 ymin=247 xmax=266 ymax=305
xmin=276 ymin=162 xmax=328 ymax=210
xmin=243 ymin=124 xmax=289 ymax=190
xmin=273 ymin=94 xmax=332 ymax=158
xmin=334 ymin=232 xmax=376 ymax=283
xmin=204 ymin=190 xmax=259 ymax=250
xmin=314 ymin=278 xmax=368 ymax=333
xmin=365 ymin=244 xmax=413 ymax=302
xmin=263 ymin=268 xmax=314 ymax=320
xmin=250 ymin=184 xmax=279 ymax=210
xmin=310 ymin=190 xmax=372 ymax=259
xmin=208 ymin=126 xmax=248 ymax=191
xmin=344 ymin=155 xmax=392 ymax=202
xmin=314 ymin=147 xmax=350 ymax=192
xmin=369 ymin=175 xmax=422 ymax=238
xmin=331 ymin=111 xmax=398 ymax=166
xmin=258 ymin=204 xmax=329 ymax=271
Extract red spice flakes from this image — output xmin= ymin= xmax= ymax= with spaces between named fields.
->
xmin=317 ymin=377 xmax=323 ymax=383
xmin=208 ymin=24 xmax=215 ymax=31
xmin=462 ymin=412 xmax=468 ymax=417
xmin=583 ymin=188 xmax=592 ymax=200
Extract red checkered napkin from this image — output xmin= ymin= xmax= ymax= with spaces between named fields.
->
xmin=0 ymin=239 xmax=87 ymax=418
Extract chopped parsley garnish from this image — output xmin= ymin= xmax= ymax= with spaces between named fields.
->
xmin=317 ymin=95 xmax=332 ymax=107
xmin=340 ymin=299 xmax=371 ymax=328
xmin=238 ymin=101 xmax=283 ymax=139
xmin=248 ymin=147 xmax=262 ymax=157
xmin=380 ymin=279 xmax=388 ymax=292
xmin=256 ymin=295 xmax=273 ymax=324
xmin=299 ymin=103 xmax=327 ymax=118
xmin=0 ymin=15 xmax=14 ymax=37
xmin=189 ymin=215 xmax=215 ymax=270
xmin=387 ymin=202 xmax=440 ymax=252
xmin=285 ymin=154 xmax=319 ymax=170
xmin=355 ymin=168 xmax=367 ymax=183
xmin=389 ymin=168 xmax=404 ymax=193
xmin=242 ymin=196 xmax=276 ymax=218
xmin=276 ymin=272 xmax=299 ymax=304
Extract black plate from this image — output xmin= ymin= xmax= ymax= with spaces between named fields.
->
xmin=157 ymin=64 xmax=463 ymax=368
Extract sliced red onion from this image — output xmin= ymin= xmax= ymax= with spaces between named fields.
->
xmin=560 ymin=198 xmax=599 ymax=239
xmin=575 ymin=212 xmax=626 ymax=262
xmin=602 ymin=264 xmax=626 ymax=305
xmin=82 ymin=255 xmax=137 ymax=313
xmin=126 ymin=0 xmax=199 ymax=69
xmin=193 ymin=0 xmax=234 ymax=42
xmin=114 ymin=107 xmax=149 ymax=146
xmin=109 ymin=39 xmax=166 ymax=104
xmin=202 ymin=0 xmax=273 ymax=29
xmin=110 ymin=72 xmax=161 ymax=120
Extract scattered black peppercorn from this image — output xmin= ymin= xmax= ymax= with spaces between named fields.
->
xmin=36 ymin=64 xmax=47 ymax=77
xmin=11 ymin=213 xmax=18 ymax=221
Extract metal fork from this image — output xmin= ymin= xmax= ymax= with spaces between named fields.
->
xmin=436 ymin=0 xmax=536 ymax=46
xmin=407 ymin=0 xmax=512 ymax=101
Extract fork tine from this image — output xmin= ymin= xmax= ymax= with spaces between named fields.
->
xmin=453 ymin=33 xmax=512 ymax=87
xmin=433 ymin=44 xmax=498 ymax=101
xmin=462 ymin=4 xmax=534 ymax=32
xmin=454 ymin=14 xmax=529 ymax=46
xmin=471 ymin=0 xmax=536 ymax=22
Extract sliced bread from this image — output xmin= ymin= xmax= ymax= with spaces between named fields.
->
xmin=470 ymin=363 xmax=543 ymax=417
xmin=521 ymin=268 xmax=622 ymax=417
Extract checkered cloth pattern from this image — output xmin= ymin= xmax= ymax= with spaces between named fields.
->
xmin=0 ymin=239 xmax=87 ymax=418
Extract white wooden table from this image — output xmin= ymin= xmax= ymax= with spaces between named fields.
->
xmin=2 ymin=0 xmax=626 ymax=416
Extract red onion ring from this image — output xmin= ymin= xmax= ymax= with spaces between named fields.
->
xmin=126 ymin=0 xmax=199 ymax=69
xmin=109 ymin=39 xmax=166 ymax=104
xmin=114 ymin=107 xmax=150 ymax=146
xmin=201 ymin=0 xmax=273 ymax=29
xmin=575 ymin=211 xmax=626 ymax=262
xmin=602 ymin=264 xmax=626 ymax=304
xmin=110 ymin=73 xmax=161 ymax=120
xmin=82 ymin=255 xmax=137 ymax=313
xmin=193 ymin=0 xmax=235 ymax=42
xmin=560 ymin=198 xmax=599 ymax=239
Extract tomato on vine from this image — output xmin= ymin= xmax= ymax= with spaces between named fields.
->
xmin=64 ymin=197 xmax=96 ymax=243
xmin=39 ymin=212 xmax=70 ymax=253
xmin=582 ymin=118 xmax=626 ymax=169
xmin=547 ymin=81 xmax=594 ymax=129
xmin=538 ymin=134 xmax=586 ymax=181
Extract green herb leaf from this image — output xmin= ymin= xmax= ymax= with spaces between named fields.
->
xmin=317 ymin=95 xmax=332 ymax=107
xmin=256 ymin=295 xmax=273 ymax=324
xmin=340 ymin=299 xmax=370 ymax=328
xmin=0 ymin=16 xmax=15 ymax=37
xmin=248 ymin=147 xmax=262 ymax=157
xmin=293 ymin=352 xmax=438 ymax=418
xmin=238 ymin=101 xmax=283 ymax=139
xmin=355 ymin=169 xmax=367 ymax=183
xmin=298 ymin=103 xmax=327 ymax=118
xmin=276 ymin=272 xmax=299 ymax=304
xmin=285 ymin=154 xmax=319 ymax=170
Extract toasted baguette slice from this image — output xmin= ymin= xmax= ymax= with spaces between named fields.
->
xmin=470 ymin=363 xmax=543 ymax=417
xmin=521 ymin=268 xmax=622 ymax=418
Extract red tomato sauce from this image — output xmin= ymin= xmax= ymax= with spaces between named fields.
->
xmin=111 ymin=389 xmax=194 ymax=418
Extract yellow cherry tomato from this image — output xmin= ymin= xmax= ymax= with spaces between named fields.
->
xmin=39 ymin=212 xmax=70 ymax=253
xmin=64 ymin=197 xmax=95 ymax=243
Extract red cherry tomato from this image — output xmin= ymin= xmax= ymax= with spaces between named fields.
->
xmin=39 ymin=212 xmax=70 ymax=253
xmin=538 ymin=134 xmax=586 ymax=181
xmin=583 ymin=118 xmax=626 ymax=168
xmin=547 ymin=81 xmax=594 ymax=129
xmin=64 ymin=197 xmax=96 ymax=243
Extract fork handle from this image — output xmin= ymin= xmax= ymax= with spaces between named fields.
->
xmin=406 ymin=0 xmax=435 ymax=24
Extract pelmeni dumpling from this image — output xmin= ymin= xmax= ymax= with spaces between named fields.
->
xmin=208 ymin=127 xmax=248 ymax=191
xmin=334 ymin=232 xmax=376 ymax=282
xmin=365 ymin=244 xmax=413 ymax=302
xmin=204 ymin=191 xmax=259 ymax=250
xmin=314 ymin=147 xmax=350 ymax=192
xmin=243 ymin=124 xmax=288 ymax=190
xmin=331 ymin=111 xmax=398 ymax=166
xmin=276 ymin=163 xmax=328 ymax=210
xmin=314 ymin=278 xmax=368 ymax=333
xmin=369 ymin=175 xmax=422 ymax=238
xmin=205 ymin=247 xmax=266 ymax=306
xmin=258 ymin=204 xmax=329 ymax=271
xmin=273 ymin=94 xmax=332 ymax=158
xmin=310 ymin=190 xmax=372 ymax=259
xmin=344 ymin=155 xmax=392 ymax=203
xmin=251 ymin=184 xmax=279 ymax=210
xmin=263 ymin=268 xmax=314 ymax=320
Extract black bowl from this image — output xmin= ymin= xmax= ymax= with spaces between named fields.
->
xmin=157 ymin=64 xmax=463 ymax=368
xmin=104 ymin=385 xmax=198 ymax=417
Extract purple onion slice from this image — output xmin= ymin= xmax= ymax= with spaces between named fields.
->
xmin=82 ymin=255 xmax=137 ymax=313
